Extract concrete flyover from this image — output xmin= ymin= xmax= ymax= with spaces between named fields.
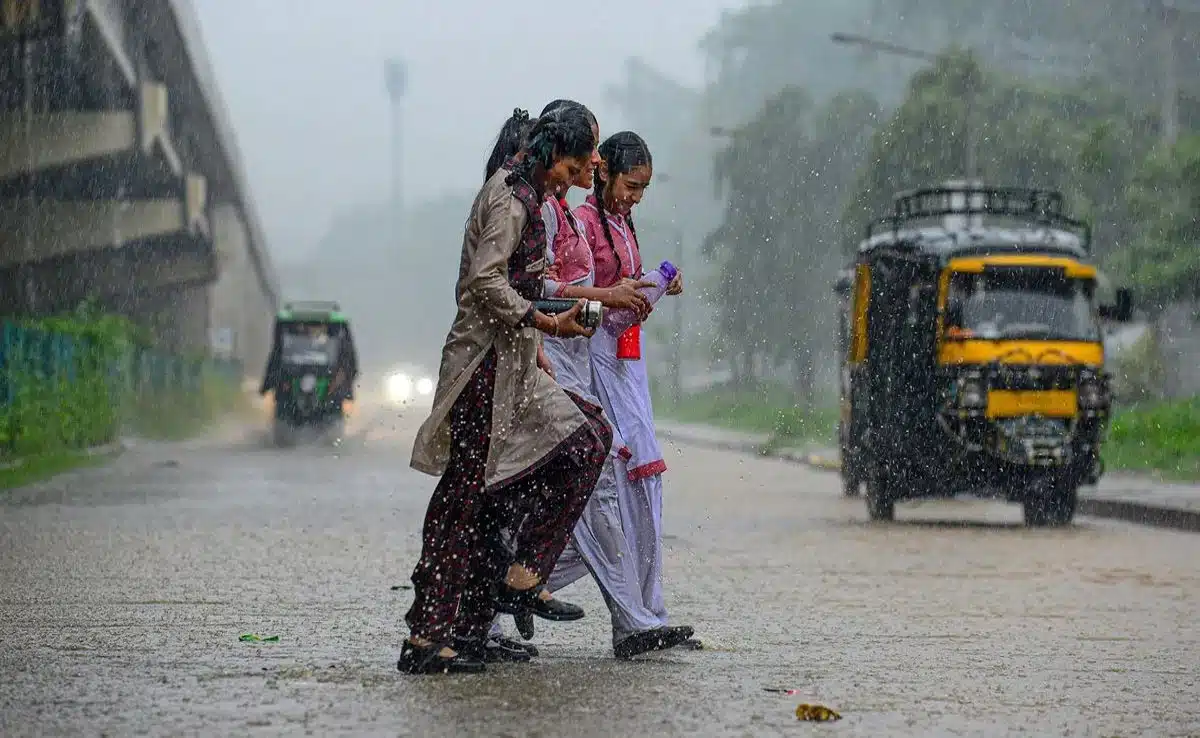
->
xmin=0 ymin=0 xmax=278 ymax=374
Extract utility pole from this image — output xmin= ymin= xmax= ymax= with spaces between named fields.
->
xmin=1154 ymin=0 xmax=1180 ymax=146
xmin=384 ymin=58 xmax=407 ymax=240
xmin=671 ymin=225 xmax=684 ymax=407
xmin=648 ymin=172 xmax=687 ymax=406
xmin=21 ymin=36 xmax=36 ymax=313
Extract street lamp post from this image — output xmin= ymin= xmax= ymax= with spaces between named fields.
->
xmin=384 ymin=59 xmax=407 ymax=239
xmin=830 ymin=32 xmax=979 ymax=180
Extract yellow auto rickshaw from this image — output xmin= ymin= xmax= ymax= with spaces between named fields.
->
xmin=833 ymin=183 xmax=1134 ymax=526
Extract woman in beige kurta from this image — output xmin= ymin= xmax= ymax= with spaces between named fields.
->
xmin=399 ymin=104 xmax=612 ymax=675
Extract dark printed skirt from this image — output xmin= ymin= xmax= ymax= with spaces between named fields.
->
xmin=405 ymin=349 xmax=611 ymax=644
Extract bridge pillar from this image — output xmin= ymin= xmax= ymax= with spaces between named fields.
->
xmin=210 ymin=204 xmax=271 ymax=376
xmin=123 ymin=282 xmax=211 ymax=355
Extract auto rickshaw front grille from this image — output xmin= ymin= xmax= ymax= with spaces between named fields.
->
xmin=985 ymin=365 xmax=1078 ymax=392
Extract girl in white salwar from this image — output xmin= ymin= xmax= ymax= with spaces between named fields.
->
xmin=573 ymin=131 xmax=696 ymax=653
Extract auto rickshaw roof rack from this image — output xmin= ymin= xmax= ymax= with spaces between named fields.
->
xmin=278 ymin=300 xmax=347 ymax=323
xmin=864 ymin=184 xmax=1092 ymax=250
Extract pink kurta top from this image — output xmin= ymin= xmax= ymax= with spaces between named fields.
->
xmin=575 ymin=194 xmax=643 ymax=290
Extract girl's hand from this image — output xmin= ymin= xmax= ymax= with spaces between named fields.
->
xmin=666 ymin=271 xmax=684 ymax=296
xmin=603 ymin=278 xmax=656 ymax=318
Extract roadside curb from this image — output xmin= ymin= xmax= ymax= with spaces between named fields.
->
xmin=658 ymin=427 xmax=1200 ymax=534
xmin=0 ymin=440 xmax=126 ymax=472
xmin=1076 ymin=497 xmax=1200 ymax=533
xmin=83 ymin=440 xmax=128 ymax=458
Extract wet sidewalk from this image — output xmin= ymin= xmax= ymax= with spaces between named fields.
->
xmin=657 ymin=421 xmax=1200 ymax=532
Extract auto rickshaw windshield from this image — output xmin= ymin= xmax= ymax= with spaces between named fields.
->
xmin=280 ymin=323 xmax=341 ymax=366
xmin=945 ymin=270 xmax=1100 ymax=342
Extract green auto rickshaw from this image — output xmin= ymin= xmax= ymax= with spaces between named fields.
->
xmin=259 ymin=301 xmax=359 ymax=446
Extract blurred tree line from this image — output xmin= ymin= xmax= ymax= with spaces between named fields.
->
xmin=276 ymin=192 xmax=471 ymax=373
xmin=604 ymin=0 xmax=1200 ymax=401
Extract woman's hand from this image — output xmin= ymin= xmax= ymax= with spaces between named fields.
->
xmin=666 ymin=271 xmax=684 ymax=296
xmin=603 ymin=278 xmax=656 ymax=319
xmin=537 ymin=343 xmax=555 ymax=380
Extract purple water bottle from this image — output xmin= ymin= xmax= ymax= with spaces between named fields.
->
xmin=602 ymin=260 xmax=679 ymax=337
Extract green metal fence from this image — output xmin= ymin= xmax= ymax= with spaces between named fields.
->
xmin=0 ymin=320 xmax=243 ymax=452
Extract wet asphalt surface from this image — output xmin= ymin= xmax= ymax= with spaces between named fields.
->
xmin=1 ymin=404 xmax=1198 ymax=737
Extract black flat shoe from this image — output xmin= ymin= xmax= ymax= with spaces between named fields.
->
xmin=532 ymin=593 xmax=584 ymax=621
xmin=397 ymin=641 xmax=486 ymax=675
xmin=514 ymin=611 xmax=536 ymax=641
xmin=613 ymin=627 xmax=693 ymax=660
xmin=494 ymin=584 xmax=585 ymax=622
xmin=660 ymin=625 xmax=702 ymax=650
xmin=455 ymin=636 xmax=533 ymax=663
xmin=493 ymin=634 xmax=538 ymax=659
xmin=500 ymin=634 xmax=538 ymax=657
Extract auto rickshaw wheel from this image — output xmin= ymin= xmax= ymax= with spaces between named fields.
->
xmin=1022 ymin=477 xmax=1078 ymax=527
xmin=841 ymin=461 xmax=862 ymax=497
xmin=865 ymin=464 xmax=896 ymax=522
xmin=273 ymin=420 xmax=296 ymax=448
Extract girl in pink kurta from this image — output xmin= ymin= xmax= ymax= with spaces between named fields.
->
xmin=575 ymin=131 xmax=695 ymax=652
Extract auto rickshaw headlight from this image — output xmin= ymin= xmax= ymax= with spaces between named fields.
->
xmin=959 ymin=379 xmax=987 ymax=409
xmin=386 ymin=372 xmax=413 ymax=403
xmin=1078 ymin=378 xmax=1105 ymax=409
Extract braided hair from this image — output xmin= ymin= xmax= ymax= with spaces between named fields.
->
xmin=484 ymin=108 xmax=537 ymax=182
xmin=592 ymin=131 xmax=652 ymax=275
xmin=505 ymin=102 xmax=595 ymax=189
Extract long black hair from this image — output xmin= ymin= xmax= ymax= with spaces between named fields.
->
xmin=505 ymin=102 xmax=596 ymax=189
xmin=592 ymin=131 xmax=652 ymax=273
xmin=484 ymin=108 xmax=537 ymax=182
xmin=540 ymin=99 xmax=598 ymax=131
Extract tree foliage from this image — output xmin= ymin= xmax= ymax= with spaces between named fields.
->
xmin=693 ymin=3 xmax=1199 ymax=394
xmin=596 ymin=0 xmax=1199 ymax=396
xmin=705 ymin=87 xmax=880 ymax=396
xmin=1108 ymin=134 xmax=1200 ymax=307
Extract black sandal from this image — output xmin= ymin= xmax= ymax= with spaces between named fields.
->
xmin=397 ymin=640 xmax=486 ymax=675
xmin=454 ymin=635 xmax=533 ymax=663
xmin=515 ymin=611 xmax=536 ymax=640
xmin=613 ymin=626 xmax=694 ymax=660
xmin=661 ymin=625 xmax=703 ymax=650
xmin=494 ymin=584 xmax=585 ymax=622
xmin=663 ymin=625 xmax=696 ymax=642
xmin=496 ymin=633 xmax=538 ymax=658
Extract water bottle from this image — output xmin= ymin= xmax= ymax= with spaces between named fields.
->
xmin=602 ymin=260 xmax=679 ymax=337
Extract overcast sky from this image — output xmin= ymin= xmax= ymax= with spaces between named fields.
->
xmin=194 ymin=0 xmax=746 ymax=261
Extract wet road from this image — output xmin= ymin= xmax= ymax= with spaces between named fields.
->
xmin=1 ymin=406 xmax=1198 ymax=737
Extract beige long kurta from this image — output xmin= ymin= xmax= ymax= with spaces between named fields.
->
xmin=410 ymin=168 xmax=588 ymax=489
